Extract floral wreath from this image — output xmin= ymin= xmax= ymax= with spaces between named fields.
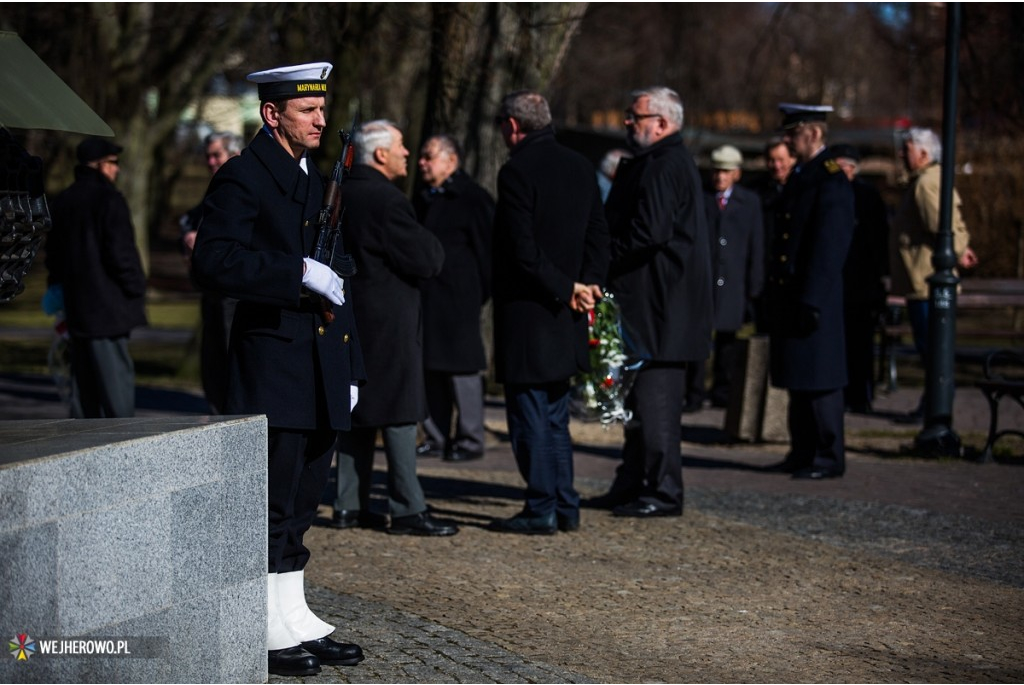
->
xmin=570 ymin=291 xmax=634 ymax=426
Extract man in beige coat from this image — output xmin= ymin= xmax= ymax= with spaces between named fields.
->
xmin=890 ymin=126 xmax=978 ymax=419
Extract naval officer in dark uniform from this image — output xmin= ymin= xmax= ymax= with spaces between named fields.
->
xmin=764 ymin=103 xmax=854 ymax=479
xmin=191 ymin=62 xmax=366 ymax=677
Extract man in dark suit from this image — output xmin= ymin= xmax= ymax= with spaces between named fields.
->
xmin=46 ymin=137 xmax=147 ymax=419
xmin=832 ymin=143 xmax=889 ymax=414
xmin=488 ymin=90 xmax=609 ymax=535
xmin=763 ymin=103 xmax=855 ymax=480
xmin=191 ymin=62 xmax=365 ymax=676
xmin=684 ymin=144 xmax=764 ymax=411
xmin=587 ymin=86 xmax=713 ymax=518
xmin=331 ymin=119 xmax=458 ymax=538
xmin=413 ymin=134 xmax=494 ymax=462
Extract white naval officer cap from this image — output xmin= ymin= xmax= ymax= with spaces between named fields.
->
xmin=710 ymin=145 xmax=743 ymax=170
xmin=778 ymin=103 xmax=834 ymax=130
xmin=247 ymin=62 xmax=333 ymax=101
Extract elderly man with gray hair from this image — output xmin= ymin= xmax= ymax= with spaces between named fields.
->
xmin=331 ymin=118 xmax=458 ymax=537
xmin=890 ymin=126 xmax=978 ymax=421
xmin=586 ymin=85 xmax=713 ymax=517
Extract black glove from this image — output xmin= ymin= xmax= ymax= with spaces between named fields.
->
xmin=797 ymin=304 xmax=820 ymax=336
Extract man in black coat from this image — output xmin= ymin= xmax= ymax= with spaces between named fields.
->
xmin=754 ymin=138 xmax=797 ymax=334
xmin=331 ymin=120 xmax=457 ymax=538
xmin=191 ymin=62 xmax=365 ymax=676
xmin=684 ymin=144 xmax=764 ymax=411
xmin=488 ymin=90 xmax=609 ymax=535
xmin=832 ymin=144 xmax=889 ymax=414
xmin=588 ymin=86 xmax=714 ymax=518
xmin=46 ymin=137 xmax=147 ymax=418
xmin=763 ymin=104 xmax=855 ymax=480
xmin=413 ymin=134 xmax=494 ymax=462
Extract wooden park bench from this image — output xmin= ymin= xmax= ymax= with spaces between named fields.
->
xmin=877 ymin=278 xmax=1024 ymax=392
xmin=975 ymin=348 xmax=1024 ymax=461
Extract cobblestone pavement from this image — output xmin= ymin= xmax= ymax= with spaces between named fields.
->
xmin=284 ymin=387 xmax=1023 ymax=684
xmin=1 ymin=371 xmax=1021 ymax=683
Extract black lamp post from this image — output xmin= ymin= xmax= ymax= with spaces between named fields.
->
xmin=914 ymin=2 xmax=963 ymax=458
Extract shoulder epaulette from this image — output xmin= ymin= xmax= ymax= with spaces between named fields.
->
xmin=824 ymin=159 xmax=841 ymax=174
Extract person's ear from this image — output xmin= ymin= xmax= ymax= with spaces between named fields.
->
xmin=262 ymin=102 xmax=280 ymax=129
xmin=373 ymin=146 xmax=388 ymax=166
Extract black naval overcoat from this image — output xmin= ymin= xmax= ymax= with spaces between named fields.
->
xmin=413 ymin=169 xmax=494 ymax=374
xmin=341 ymin=164 xmax=445 ymax=427
xmin=766 ymin=148 xmax=854 ymax=391
xmin=191 ymin=131 xmax=365 ymax=431
xmin=605 ymin=132 xmax=713 ymax=363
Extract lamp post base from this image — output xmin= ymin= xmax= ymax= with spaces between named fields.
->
xmin=913 ymin=425 xmax=963 ymax=458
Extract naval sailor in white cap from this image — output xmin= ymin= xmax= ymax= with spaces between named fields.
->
xmin=191 ymin=62 xmax=366 ymax=677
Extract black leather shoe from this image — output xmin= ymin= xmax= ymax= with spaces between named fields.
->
xmin=581 ymin=492 xmax=635 ymax=510
xmin=330 ymin=510 xmax=387 ymax=530
xmin=416 ymin=443 xmax=443 ymax=457
xmin=300 ymin=636 xmax=364 ymax=666
xmin=792 ymin=466 xmax=844 ymax=480
xmin=443 ymin=449 xmax=484 ymax=462
xmin=488 ymin=512 xmax=557 ymax=535
xmin=557 ymin=513 xmax=580 ymax=532
xmin=388 ymin=512 xmax=459 ymax=536
xmin=612 ymin=500 xmax=682 ymax=518
xmin=268 ymin=646 xmax=320 ymax=676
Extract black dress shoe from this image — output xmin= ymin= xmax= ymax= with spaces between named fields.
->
xmin=300 ymin=636 xmax=364 ymax=666
xmin=487 ymin=512 xmax=557 ymax=535
xmin=443 ymin=448 xmax=484 ymax=462
xmin=416 ymin=443 xmax=443 ymax=457
xmin=388 ymin=512 xmax=459 ymax=536
xmin=792 ymin=466 xmax=844 ymax=480
xmin=268 ymin=646 xmax=320 ymax=676
xmin=612 ymin=500 xmax=682 ymax=518
xmin=557 ymin=513 xmax=580 ymax=532
xmin=330 ymin=510 xmax=388 ymax=530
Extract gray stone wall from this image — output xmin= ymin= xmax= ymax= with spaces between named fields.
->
xmin=0 ymin=416 xmax=267 ymax=683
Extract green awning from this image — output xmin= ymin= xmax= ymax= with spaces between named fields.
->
xmin=0 ymin=30 xmax=114 ymax=136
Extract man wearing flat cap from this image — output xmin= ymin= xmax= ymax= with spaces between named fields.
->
xmin=763 ymin=103 xmax=854 ymax=480
xmin=684 ymin=144 xmax=764 ymax=412
xmin=45 ymin=137 xmax=147 ymax=419
xmin=191 ymin=62 xmax=366 ymax=676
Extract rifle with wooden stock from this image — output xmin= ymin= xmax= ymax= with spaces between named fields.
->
xmin=311 ymin=122 xmax=359 ymax=323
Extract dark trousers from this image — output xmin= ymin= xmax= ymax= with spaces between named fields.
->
xmin=200 ymin=293 xmax=237 ymax=414
xmin=684 ymin=331 xmax=738 ymax=407
xmin=504 ymin=381 xmax=576 ymax=519
xmin=268 ymin=427 xmax=336 ymax=573
xmin=843 ymin=303 xmax=877 ymax=412
xmin=69 ymin=335 xmax=135 ymax=418
xmin=786 ymin=387 xmax=845 ymax=473
xmin=422 ymin=371 xmax=485 ymax=454
xmin=612 ymin=365 xmax=687 ymax=509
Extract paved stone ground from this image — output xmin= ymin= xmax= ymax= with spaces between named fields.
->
xmin=1 ymin=369 xmax=1021 ymax=683
xmin=288 ymin=387 xmax=1022 ymax=684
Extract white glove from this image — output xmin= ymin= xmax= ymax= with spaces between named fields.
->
xmin=301 ymin=258 xmax=345 ymax=305
xmin=350 ymin=384 xmax=359 ymax=411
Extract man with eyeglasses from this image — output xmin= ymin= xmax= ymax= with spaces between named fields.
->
xmin=762 ymin=103 xmax=854 ymax=480
xmin=585 ymin=86 xmax=713 ymax=518
xmin=45 ymin=137 xmax=148 ymax=418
